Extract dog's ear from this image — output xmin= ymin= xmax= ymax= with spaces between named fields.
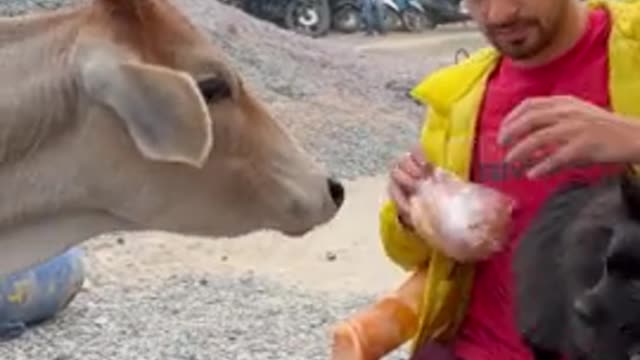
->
xmin=620 ymin=169 xmax=640 ymax=221
xmin=80 ymin=52 xmax=214 ymax=168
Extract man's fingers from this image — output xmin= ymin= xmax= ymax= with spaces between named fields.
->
xmin=504 ymin=124 xmax=572 ymax=164
xmin=499 ymin=104 xmax=561 ymax=146
xmin=391 ymin=147 xmax=430 ymax=184
xmin=391 ymin=165 xmax=420 ymax=194
xmin=409 ymin=146 xmax=428 ymax=166
xmin=388 ymin=181 xmax=411 ymax=218
xmin=409 ymin=147 xmax=433 ymax=177
xmin=500 ymin=97 xmax=550 ymax=126
xmin=401 ymin=154 xmax=426 ymax=179
xmin=526 ymin=141 xmax=586 ymax=179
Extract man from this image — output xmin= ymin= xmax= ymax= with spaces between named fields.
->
xmin=361 ymin=0 xmax=386 ymax=36
xmin=380 ymin=0 xmax=640 ymax=359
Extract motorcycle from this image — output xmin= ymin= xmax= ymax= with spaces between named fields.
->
xmin=284 ymin=0 xmax=332 ymax=38
xmin=382 ymin=0 xmax=403 ymax=32
xmin=331 ymin=0 xmax=404 ymax=34
xmin=417 ymin=0 xmax=472 ymax=30
xmin=394 ymin=0 xmax=432 ymax=33
xmin=220 ymin=0 xmax=332 ymax=38
xmin=330 ymin=0 xmax=360 ymax=33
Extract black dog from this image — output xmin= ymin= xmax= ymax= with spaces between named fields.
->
xmin=514 ymin=172 xmax=640 ymax=360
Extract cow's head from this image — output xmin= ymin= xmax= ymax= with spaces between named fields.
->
xmin=68 ymin=0 xmax=344 ymax=237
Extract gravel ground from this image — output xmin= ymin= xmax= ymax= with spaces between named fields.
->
xmin=0 ymin=1 xmax=476 ymax=359
xmin=2 ymin=272 xmax=407 ymax=360
xmin=0 ymin=0 xmax=74 ymax=14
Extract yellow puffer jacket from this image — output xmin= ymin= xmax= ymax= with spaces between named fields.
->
xmin=379 ymin=0 xmax=640 ymax=351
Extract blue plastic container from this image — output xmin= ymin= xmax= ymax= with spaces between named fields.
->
xmin=0 ymin=247 xmax=85 ymax=340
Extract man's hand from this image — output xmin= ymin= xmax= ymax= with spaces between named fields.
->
xmin=498 ymin=96 xmax=640 ymax=179
xmin=388 ymin=145 xmax=432 ymax=228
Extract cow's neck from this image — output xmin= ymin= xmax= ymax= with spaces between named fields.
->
xmin=0 ymin=8 xmax=130 ymax=277
xmin=0 ymin=8 xmax=82 ymax=161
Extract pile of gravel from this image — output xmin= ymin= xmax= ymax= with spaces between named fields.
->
xmin=0 ymin=0 xmax=76 ymax=15
xmin=187 ymin=1 xmax=437 ymax=178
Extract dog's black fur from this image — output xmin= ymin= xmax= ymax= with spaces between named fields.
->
xmin=514 ymin=171 xmax=640 ymax=360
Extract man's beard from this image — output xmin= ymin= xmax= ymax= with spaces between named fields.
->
xmin=483 ymin=19 xmax=556 ymax=60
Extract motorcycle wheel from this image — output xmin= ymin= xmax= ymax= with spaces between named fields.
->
xmin=284 ymin=0 xmax=331 ymax=38
xmin=332 ymin=5 xmax=361 ymax=33
xmin=382 ymin=6 xmax=402 ymax=32
xmin=400 ymin=7 xmax=435 ymax=32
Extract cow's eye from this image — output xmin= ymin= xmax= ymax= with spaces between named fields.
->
xmin=197 ymin=77 xmax=231 ymax=103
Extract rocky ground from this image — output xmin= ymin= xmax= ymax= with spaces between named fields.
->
xmin=0 ymin=1 xmax=486 ymax=359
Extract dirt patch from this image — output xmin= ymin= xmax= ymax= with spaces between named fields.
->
xmin=82 ymin=176 xmax=406 ymax=294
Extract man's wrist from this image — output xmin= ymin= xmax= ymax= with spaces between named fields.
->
xmin=620 ymin=115 xmax=640 ymax=163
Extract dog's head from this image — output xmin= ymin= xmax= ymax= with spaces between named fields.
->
xmin=570 ymin=173 xmax=640 ymax=360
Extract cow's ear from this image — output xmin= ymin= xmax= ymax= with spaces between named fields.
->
xmin=80 ymin=54 xmax=213 ymax=168
xmin=97 ymin=0 xmax=145 ymax=17
xmin=621 ymin=169 xmax=640 ymax=220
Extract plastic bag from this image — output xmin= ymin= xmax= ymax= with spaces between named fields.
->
xmin=409 ymin=167 xmax=516 ymax=263
xmin=330 ymin=269 xmax=426 ymax=360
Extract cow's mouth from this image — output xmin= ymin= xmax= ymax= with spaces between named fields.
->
xmin=282 ymin=225 xmax=315 ymax=237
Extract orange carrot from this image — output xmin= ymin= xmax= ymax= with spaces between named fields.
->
xmin=330 ymin=269 xmax=427 ymax=360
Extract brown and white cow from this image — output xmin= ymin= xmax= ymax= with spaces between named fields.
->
xmin=0 ymin=0 xmax=345 ymax=276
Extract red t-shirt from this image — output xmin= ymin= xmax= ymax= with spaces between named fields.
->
xmin=453 ymin=8 xmax=622 ymax=360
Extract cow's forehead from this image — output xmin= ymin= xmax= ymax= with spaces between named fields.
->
xmin=92 ymin=0 xmax=224 ymax=71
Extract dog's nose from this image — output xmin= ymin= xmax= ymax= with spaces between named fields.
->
xmin=573 ymin=296 xmax=603 ymax=326
xmin=327 ymin=177 xmax=345 ymax=208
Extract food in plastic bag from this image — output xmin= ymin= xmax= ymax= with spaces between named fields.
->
xmin=409 ymin=167 xmax=516 ymax=263
xmin=330 ymin=269 xmax=426 ymax=360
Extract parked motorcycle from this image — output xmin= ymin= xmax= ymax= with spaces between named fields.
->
xmin=331 ymin=0 xmax=404 ymax=34
xmin=382 ymin=0 xmax=403 ymax=32
xmin=394 ymin=0 xmax=432 ymax=33
xmin=331 ymin=0 xmax=360 ymax=33
xmin=417 ymin=0 xmax=472 ymax=30
xmin=220 ymin=0 xmax=332 ymax=38
xmin=285 ymin=0 xmax=332 ymax=38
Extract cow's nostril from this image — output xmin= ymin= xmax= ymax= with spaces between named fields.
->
xmin=327 ymin=178 xmax=345 ymax=208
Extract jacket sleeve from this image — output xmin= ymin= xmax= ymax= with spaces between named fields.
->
xmin=379 ymin=199 xmax=431 ymax=271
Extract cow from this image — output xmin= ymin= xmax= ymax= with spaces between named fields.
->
xmin=0 ymin=0 xmax=345 ymax=277
xmin=514 ymin=171 xmax=640 ymax=360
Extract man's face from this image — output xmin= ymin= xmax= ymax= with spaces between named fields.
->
xmin=464 ymin=0 xmax=569 ymax=60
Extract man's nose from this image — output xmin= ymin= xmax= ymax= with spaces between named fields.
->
xmin=482 ymin=0 xmax=519 ymax=25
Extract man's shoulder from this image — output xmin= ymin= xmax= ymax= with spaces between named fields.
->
xmin=596 ymin=0 xmax=640 ymax=41
xmin=410 ymin=47 xmax=499 ymax=110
